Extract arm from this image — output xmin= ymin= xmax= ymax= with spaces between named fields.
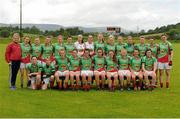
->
xmin=5 ymin=44 xmax=11 ymax=63
xmin=153 ymin=62 xmax=157 ymax=72
xmin=142 ymin=63 xmax=146 ymax=72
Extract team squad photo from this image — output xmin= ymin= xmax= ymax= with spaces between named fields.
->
xmin=5 ymin=33 xmax=173 ymax=92
xmin=1 ymin=0 xmax=180 ymax=118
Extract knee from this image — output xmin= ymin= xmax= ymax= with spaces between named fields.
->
xmin=54 ymin=72 xmax=59 ymax=78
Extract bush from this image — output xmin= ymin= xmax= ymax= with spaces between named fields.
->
xmin=168 ymin=29 xmax=180 ymax=40
xmin=0 ymin=30 xmax=10 ymax=38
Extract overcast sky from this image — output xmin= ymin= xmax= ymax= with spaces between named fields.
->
xmin=0 ymin=0 xmax=180 ymax=31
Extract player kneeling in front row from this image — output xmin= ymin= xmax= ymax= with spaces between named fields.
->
xmin=93 ymin=48 xmax=106 ymax=90
xmin=117 ymin=49 xmax=131 ymax=91
xmin=41 ymin=58 xmax=55 ymax=90
xmin=106 ymin=50 xmax=118 ymax=92
xmin=142 ymin=49 xmax=157 ymax=91
xmin=130 ymin=49 xmax=143 ymax=91
xmin=81 ymin=49 xmax=93 ymax=91
xmin=54 ymin=49 xmax=69 ymax=90
xmin=27 ymin=56 xmax=42 ymax=90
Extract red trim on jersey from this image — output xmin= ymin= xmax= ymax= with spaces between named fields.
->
xmin=108 ymin=69 xmax=118 ymax=72
xmin=21 ymin=55 xmax=31 ymax=63
xmin=97 ymin=68 xmax=105 ymax=72
xmin=158 ymin=54 xmax=169 ymax=63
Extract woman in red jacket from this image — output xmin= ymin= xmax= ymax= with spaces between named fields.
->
xmin=5 ymin=33 xmax=22 ymax=90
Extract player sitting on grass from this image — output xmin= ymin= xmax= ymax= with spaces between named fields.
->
xmin=142 ymin=49 xmax=157 ymax=91
xmin=41 ymin=58 xmax=55 ymax=90
xmin=26 ymin=56 xmax=42 ymax=90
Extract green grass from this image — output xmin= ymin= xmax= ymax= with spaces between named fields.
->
xmin=0 ymin=39 xmax=180 ymax=117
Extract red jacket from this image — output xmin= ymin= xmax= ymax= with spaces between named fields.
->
xmin=5 ymin=42 xmax=22 ymax=63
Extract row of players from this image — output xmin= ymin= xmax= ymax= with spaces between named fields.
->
xmin=28 ymin=47 xmax=159 ymax=91
xmin=5 ymin=33 xmax=173 ymax=91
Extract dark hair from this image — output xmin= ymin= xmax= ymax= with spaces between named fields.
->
xmin=45 ymin=36 xmax=52 ymax=46
xmin=97 ymin=47 xmax=103 ymax=52
xmin=84 ymin=49 xmax=90 ymax=52
xmin=46 ymin=35 xmax=52 ymax=39
xmin=68 ymin=35 xmax=72 ymax=38
xmin=134 ymin=48 xmax=139 ymax=52
xmin=145 ymin=49 xmax=152 ymax=56
xmin=108 ymin=50 xmax=116 ymax=62
xmin=31 ymin=56 xmax=37 ymax=59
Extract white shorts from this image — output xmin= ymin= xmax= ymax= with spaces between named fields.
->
xmin=144 ymin=71 xmax=154 ymax=76
xmin=134 ymin=71 xmax=140 ymax=76
xmin=56 ymin=70 xmax=69 ymax=76
xmin=30 ymin=77 xmax=36 ymax=84
xmin=43 ymin=77 xmax=50 ymax=84
xmin=20 ymin=62 xmax=30 ymax=69
xmin=94 ymin=70 xmax=106 ymax=75
xmin=81 ymin=70 xmax=93 ymax=76
xmin=158 ymin=62 xmax=172 ymax=70
xmin=118 ymin=70 xmax=131 ymax=77
xmin=107 ymin=71 xmax=118 ymax=77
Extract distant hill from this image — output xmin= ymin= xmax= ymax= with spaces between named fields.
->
xmin=0 ymin=23 xmax=63 ymax=31
xmin=0 ymin=23 xmax=128 ymax=33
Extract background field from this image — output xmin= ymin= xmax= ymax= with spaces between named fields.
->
xmin=0 ymin=38 xmax=180 ymax=118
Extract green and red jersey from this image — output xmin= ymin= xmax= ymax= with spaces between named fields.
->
xmin=116 ymin=55 xmax=130 ymax=70
xmin=41 ymin=63 xmax=55 ymax=77
xmin=125 ymin=44 xmax=134 ymax=57
xmin=148 ymin=44 xmax=158 ymax=57
xmin=53 ymin=43 xmax=65 ymax=57
xmin=157 ymin=41 xmax=173 ymax=63
xmin=94 ymin=41 xmax=105 ymax=53
xmin=55 ymin=55 xmax=69 ymax=71
xmin=105 ymin=56 xmax=117 ymax=71
xmin=92 ymin=55 xmax=105 ymax=71
xmin=20 ymin=43 xmax=31 ymax=63
xmin=80 ymin=57 xmax=92 ymax=70
xmin=115 ymin=42 xmax=127 ymax=56
xmin=130 ymin=56 xmax=142 ymax=72
xmin=105 ymin=44 xmax=116 ymax=54
xmin=135 ymin=43 xmax=148 ymax=58
xmin=142 ymin=56 xmax=157 ymax=71
xmin=31 ymin=44 xmax=42 ymax=59
xmin=64 ymin=43 xmax=75 ymax=58
xmin=41 ymin=44 xmax=54 ymax=61
xmin=27 ymin=63 xmax=42 ymax=75
xmin=69 ymin=55 xmax=81 ymax=71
